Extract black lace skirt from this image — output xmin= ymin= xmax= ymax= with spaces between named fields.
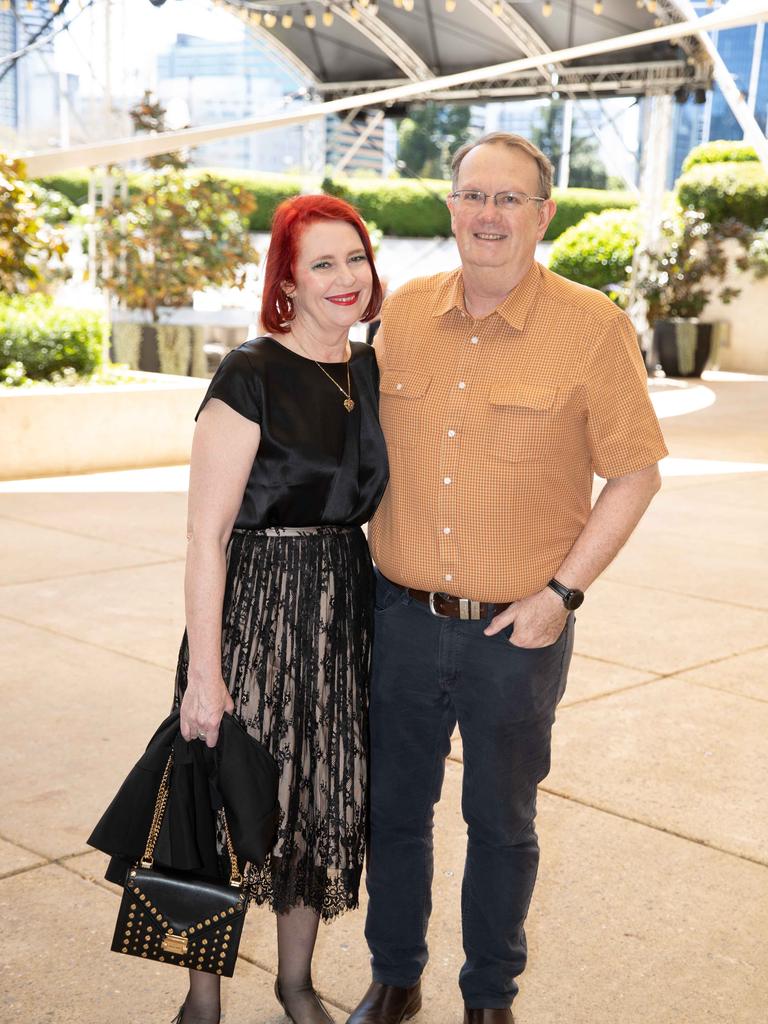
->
xmin=175 ymin=525 xmax=373 ymax=921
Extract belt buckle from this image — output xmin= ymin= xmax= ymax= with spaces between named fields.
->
xmin=459 ymin=598 xmax=482 ymax=621
xmin=428 ymin=592 xmax=449 ymax=618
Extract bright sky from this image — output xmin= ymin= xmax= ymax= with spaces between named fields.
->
xmin=54 ymin=0 xmax=244 ymax=96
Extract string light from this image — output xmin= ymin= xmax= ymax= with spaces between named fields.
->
xmin=402 ymin=0 xmax=414 ymax=10
xmin=304 ymin=10 xmax=316 ymax=26
xmin=393 ymin=0 xmax=403 ymax=7
xmin=27 ymin=0 xmax=35 ymax=11
xmin=263 ymin=10 xmax=277 ymax=27
xmin=445 ymin=0 xmax=455 ymax=10
xmin=349 ymin=2 xmax=361 ymax=17
xmin=706 ymin=0 xmax=714 ymax=6
xmin=322 ymin=6 xmax=333 ymax=23
xmin=50 ymin=0 xmax=61 ymax=11
xmin=636 ymin=0 xmax=643 ymax=8
xmin=1 ymin=0 xmax=11 ymax=13
xmin=646 ymin=0 xmax=657 ymax=12
xmin=359 ymin=0 xmax=369 ymax=7
xmin=542 ymin=1 xmax=552 ymax=15
xmin=250 ymin=9 xmax=263 ymax=25
xmin=281 ymin=11 xmax=293 ymax=26
xmin=492 ymin=0 xmax=503 ymax=15
xmin=593 ymin=0 xmax=603 ymax=14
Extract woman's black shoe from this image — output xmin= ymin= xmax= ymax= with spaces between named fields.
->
xmin=275 ymin=978 xmax=335 ymax=1024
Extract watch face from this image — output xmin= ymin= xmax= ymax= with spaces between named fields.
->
xmin=564 ymin=589 xmax=584 ymax=611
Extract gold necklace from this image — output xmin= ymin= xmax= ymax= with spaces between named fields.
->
xmin=314 ymin=359 xmax=355 ymax=412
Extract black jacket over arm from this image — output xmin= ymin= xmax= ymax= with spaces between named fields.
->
xmin=88 ymin=712 xmax=278 ymax=885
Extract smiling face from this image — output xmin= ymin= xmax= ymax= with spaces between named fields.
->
xmin=284 ymin=219 xmax=373 ymax=335
xmin=448 ymin=142 xmax=556 ymax=282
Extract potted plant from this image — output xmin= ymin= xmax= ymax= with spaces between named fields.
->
xmin=633 ymin=211 xmax=751 ymax=377
xmin=96 ymin=165 xmax=258 ymax=376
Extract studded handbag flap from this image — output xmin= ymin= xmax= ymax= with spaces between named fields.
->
xmin=110 ymin=752 xmax=248 ymax=977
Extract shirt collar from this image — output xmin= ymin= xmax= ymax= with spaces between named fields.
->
xmin=431 ymin=261 xmax=543 ymax=330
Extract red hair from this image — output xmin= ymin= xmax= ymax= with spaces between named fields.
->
xmin=261 ymin=194 xmax=383 ymax=335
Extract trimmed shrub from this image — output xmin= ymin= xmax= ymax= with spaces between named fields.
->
xmin=545 ymin=188 xmax=636 ymax=241
xmin=35 ymin=169 xmax=639 ymax=241
xmin=33 ymin=170 xmax=92 ymax=208
xmin=681 ymin=140 xmax=759 ymax=173
xmin=677 ymin=161 xmax=768 ymax=228
xmin=0 ymin=295 xmax=106 ymax=384
xmin=548 ymin=208 xmax=642 ymax=294
xmin=329 ymin=177 xmax=452 ymax=237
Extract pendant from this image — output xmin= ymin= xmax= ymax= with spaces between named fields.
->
xmin=344 ymin=398 xmax=355 ymax=413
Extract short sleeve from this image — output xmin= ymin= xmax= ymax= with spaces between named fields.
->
xmin=585 ymin=312 xmax=668 ymax=479
xmin=195 ymin=348 xmax=261 ymax=424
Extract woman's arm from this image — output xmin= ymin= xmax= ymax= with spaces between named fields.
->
xmin=180 ymin=398 xmax=261 ymax=747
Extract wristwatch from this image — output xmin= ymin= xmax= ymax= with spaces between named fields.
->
xmin=547 ymin=578 xmax=584 ymax=611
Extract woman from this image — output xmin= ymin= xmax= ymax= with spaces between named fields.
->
xmin=173 ymin=195 xmax=388 ymax=1024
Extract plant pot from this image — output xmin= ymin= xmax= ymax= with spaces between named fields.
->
xmin=653 ymin=319 xmax=713 ymax=378
xmin=110 ymin=308 xmax=257 ymax=377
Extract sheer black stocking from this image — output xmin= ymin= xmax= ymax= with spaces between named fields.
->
xmin=179 ymin=970 xmax=221 ymax=1024
xmin=275 ymin=905 xmax=334 ymax=1024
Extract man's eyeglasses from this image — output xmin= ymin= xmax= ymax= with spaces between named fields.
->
xmin=449 ymin=190 xmax=547 ymax=210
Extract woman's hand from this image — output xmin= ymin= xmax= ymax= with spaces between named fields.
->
xmin=179 ymin=674 xmax=234 ymax=748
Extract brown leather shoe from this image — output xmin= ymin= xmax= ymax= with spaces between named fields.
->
xmin=346 ymin=981 xmax=422 ymax=1024
xmin=463 ymin=1009 xmax=515 ymax=1024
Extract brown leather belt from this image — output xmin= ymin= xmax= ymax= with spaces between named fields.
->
xmin=407 ymin=588 xmax=502 ymax=621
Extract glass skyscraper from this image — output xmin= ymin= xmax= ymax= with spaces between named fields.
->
xmin=669 ymin=22 xmax=768 ymax=183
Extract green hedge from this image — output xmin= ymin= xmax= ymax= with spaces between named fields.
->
xmin=0 ymin=295 xmax=107 ymax=384
xmin=325 ymin=177 xmax=452 ymax=237
xmin=158 ymin=168 xmax=305 ymax=232
xmin=545 ymin=189 xmax=636 ymax=241
xmin=33 ymin=170 xmax=92 ymax=207
xmin=35 ymin=169 xmax=637 ymax=240
xmin=548 ymin=208 xmax=641 ymax=293
xmin=677 ymin=161 xmax=768 ymax=228
xmin=681 ymin=140 xmax=759 ymax=174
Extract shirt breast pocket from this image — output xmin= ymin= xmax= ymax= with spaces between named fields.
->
xmin=379 ymin=369 xmax=433 ymax=449
xmin=485 ymin=383 xmax=559 ymax=462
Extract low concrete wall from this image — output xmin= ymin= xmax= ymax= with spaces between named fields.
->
xmin=703 ymin=241 xmax=768 ymax=374
xmin=0 ymin=374 xmax=208 ymax=481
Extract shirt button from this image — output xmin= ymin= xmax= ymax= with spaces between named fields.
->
xmin=445 ymin=573 xmax=453 ymax=582
xmin=470 ymin=336 xmax=479 ymax=344
xmin=443 ymin=477 xmax=452 ymax=485
xmin=395 ymin=383 xmax=403 ymax=390
xmin=447 ymin=429 xmax=456 ymax=438
xmin=443 ymin=527 xmax=451 ymax=535
xmin=458 ymin=381 xmax=466 ymax=390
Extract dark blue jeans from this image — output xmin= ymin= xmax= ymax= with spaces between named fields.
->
xmin=365 ymin=571 xmax=574 ymax=1009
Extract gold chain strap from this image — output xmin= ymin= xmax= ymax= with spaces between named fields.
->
xmin=139 ymin=751 xmax=243 ymax=888
xmin=221 ymin=808 xmax=243 ymax=888
xmin=140 ymin=752 xmax=173 ymax=869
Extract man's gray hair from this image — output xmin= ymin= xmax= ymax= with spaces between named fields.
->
xmin=451 ymin=132 xmax=554 ymax=199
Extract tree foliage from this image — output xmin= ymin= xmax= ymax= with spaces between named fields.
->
xmin=0 ymin=155 xmax=69 ymax=295
xmin=397 ymin=103 xmax=472 ymax=180
xmin=129 ymin=90 xmax=188 ymax=170
xmin=96 ymin=169 xmax=258 ymax=321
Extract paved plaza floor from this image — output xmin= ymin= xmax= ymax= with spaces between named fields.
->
xmin=1 ymin=372 xmax=766 ymax=1023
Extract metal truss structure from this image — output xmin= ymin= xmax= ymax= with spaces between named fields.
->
xmin=316 ymin=59 xmax=710 ymax=103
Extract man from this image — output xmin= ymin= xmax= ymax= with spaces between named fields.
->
xmin=348 ymin=133 xmax=667 ymax=1024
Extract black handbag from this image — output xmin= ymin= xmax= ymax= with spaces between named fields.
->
xmin=111 ymin=751 xmax=247 ymax=977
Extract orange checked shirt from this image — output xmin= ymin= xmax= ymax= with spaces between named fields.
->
xmin=368 ymin=261 xmax=668 ymax=604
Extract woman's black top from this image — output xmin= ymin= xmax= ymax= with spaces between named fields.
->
xmin=196 ymin=336 xmax=389 ymax=528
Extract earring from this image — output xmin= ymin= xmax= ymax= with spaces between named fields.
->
xmin=280 ymin=291 xmax=295 ymax=318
